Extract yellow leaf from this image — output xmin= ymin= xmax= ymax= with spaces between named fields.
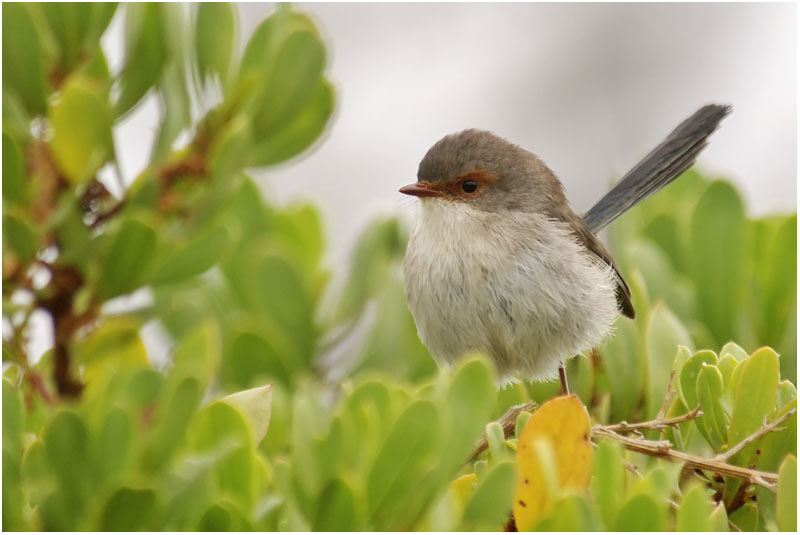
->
xmin=450 ymin=473 xmax=478 ymax=507
xmin=513 ymin=395 xmax=593 ymax=531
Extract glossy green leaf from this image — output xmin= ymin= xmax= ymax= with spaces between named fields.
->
xmin=2 ymin=3 xmax=48 ymax=115
xmin=777 ymin=454 xmax=797 ymax=532
xmin=50 ymin=74 xmax=114 ymax=184
xmin=678 ymin=350 xmax=717 ymax=412
xmin=2 ymin=132 xmax=24 ymax=202
xmin=98 ymin=218 xmax=157 ymax=298
xmin=645 ymin=302 xmax=693 ymax=418
xmin=690 ymin=181 xmax=746 ymax=344
xmin=696 ymin=363 xmax=727 ymax=449
xmin=114 ymin=3 xmax=166 ymax=117
xmin=101 ymin=487 xmax=158 ymax=531
xmin=459 ymin=460 xmax=515 ymax=530
xmin=195 ymin=3 xmax=235 ymax=83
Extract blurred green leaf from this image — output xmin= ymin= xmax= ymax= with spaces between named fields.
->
xmin=367 ymin=400 xmax=439 ymax=527
xmin=150 ymin=226 xmax=228 ymax=285
xmin=645 ymin=302 xmax=692 ymax=418
xmin=313 ymin=477 xmax=361 ymax=531
xmin=248 ymin=79 xmax=334 ymax=166
xmin=3 ymin=213 xmax=38 ymax=264
xmin=101 ymin=487 xmax=158 ymax=531
xmin=50 ymin=74 xmax=114 ymax=184
xmin=614 ymin=492 xmax=666 ymax=531
xmin=776 ymin=454 xmax=797 ymax=532
xmin=2 ymin=3 xmax=48 ymax=115
xmin=2 ymin=132 xmax=24 ymax=202
xmin=41 ymin=3 xmax=118 ymax=73
xmin=459 ymin=460 xmax=515 ymax=530
xmin=114 ymin=3 xmax=166 ymax=118
xmin=600 ymin=316 xmax=644 ymax=420
xmin=195 ymin=3 xmax=235 ymax=84
xmin=98 ymin=217 xmax=157 ymax=298
xmin=590 ymin=440 xmax=624 ymax=527
xmin=92 ymin=407 xmax=133 ymax=488
xmin=2 ymin=380 xmax=23 ymax=458
xmin=222 ymin=384 xmax=273 ymax=447
xmin=676 ymin=484 xmax=715 ymax=531
xmin=144 ymin=377 xmax=201 ymax=472
xmin=729 ymin=502 xmax=759 ymax=531
xmin=690 ymin=181 xmax=746 ymax=345
xmin=534 ymin=492 xmax=604 ymax=531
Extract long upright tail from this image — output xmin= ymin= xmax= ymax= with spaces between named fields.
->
xmin=583 ymin=104 xmax=731 ymax=233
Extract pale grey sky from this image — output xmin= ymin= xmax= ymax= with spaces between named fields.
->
xmin=110 ymin=2 xmax=796 ymax=264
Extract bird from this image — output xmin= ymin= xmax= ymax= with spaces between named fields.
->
xmin=400 ymin=104 xmax=731 ymax=392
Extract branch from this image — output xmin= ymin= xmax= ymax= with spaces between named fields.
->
xmin=715 ymin=408 xmax=796 ymax=462
xmin=470 ymin=401 xmax=537 ymax=461
xmin=601 ymin=405 xmax=702 ymax=433
xmin=592 ymin=426 xmax=779 ymax=491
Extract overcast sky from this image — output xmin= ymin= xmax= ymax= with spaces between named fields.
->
xmin=111 ymin=2 xmax=797 ymax=264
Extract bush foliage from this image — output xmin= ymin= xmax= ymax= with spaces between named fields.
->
xmin=2 ymin=3 xmax=796 ymax=532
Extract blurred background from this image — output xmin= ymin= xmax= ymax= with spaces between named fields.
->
xmin=109 ymin=2 xmax=796 ymax=267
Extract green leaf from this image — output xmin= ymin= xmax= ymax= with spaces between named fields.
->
xmin=313 ymin=477 xmax=362 ymax=531
xmin=44 ymin=410 xmax=90 ymax=515
xmin=367 ymin=400 xmax=439 ymax=527
xmin=696 ymin=364 xmax=727 ymax=450
xmin=149 ymin=226 xmax=228 ymax=285
xmin=728 ymin=502 xmax=758 ymax=532
xmin=114 ymin=3 xmax=166 ymax=118
xmin=222 ymin=384 xmax=273 ymax=447
xmin=2 ymin=132 xmax=24 ymax=202
xmin=459 ymin=460 xmax=515 ymax=530
xmin=195 ymin=2 xmax=235 ymax=83
xmin=719 ymin=341 xmax=749 ymax=362
xmin=614 ymin=493 xmax=666 ymax=531
xmin=678 ymin=350 xmax=717 ymax=412
xmin=92 ymin=407 xmax=133 ymax=487
xmin=645 ymin=302 xmax=693 ymax=418
xmin=676 ymin=484 xmax=715 ymax=531
xmin=590 ymin=440 xmax=624 ymax=527
xmin=534 ymin=492 xmax=604 ymax=531
xmin=98 ymin=218 xmax=157 ymax=298
xmin=41 ymin=3 xmax=118 ymax=72
xmin=2 ymin=3 xmax=48 ymax=115
xmin=709 ymin=502 xmax=729 ymax=532
xmin=101 ymin=487 xmax=158 ymax=531
xmin=600 ymin=316 xmax=644 ymax=420
xmin=169 ymin=321 xmax=221 ymax=392
xmin=143 ymin=377 xmax=201 ymax=472
xmin=50 ymin=74 xmax=114 ymax=184
xmin=3 ymin=214 xmax=38 ymax=264
xmin=2 ymin=380 xmax=23 ymax=458
xmin=689 ymin=181 xmax=747 ymax=344
xmin=222 ymin=331 xmax=294 ymax=388
xmin=728 ymin=347 xmax=779 ymax=455
xmin=248 ymin=79 xmax=334 ymax=166
xmin=777 ymin=454 xmax=797 ymax=532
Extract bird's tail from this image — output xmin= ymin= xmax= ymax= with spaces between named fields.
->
xmin=583 ymin=103 xmax=731 ymax=233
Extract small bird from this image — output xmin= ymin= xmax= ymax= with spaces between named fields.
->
xmin=400 ymin=104 xmax=730 ymax=391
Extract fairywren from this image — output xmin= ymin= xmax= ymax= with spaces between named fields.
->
xmin=400 ymin=104 xmax=730 ymax=388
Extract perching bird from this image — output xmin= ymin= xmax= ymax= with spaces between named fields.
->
xmin=400 ymin=104 xmax=730 ymax=391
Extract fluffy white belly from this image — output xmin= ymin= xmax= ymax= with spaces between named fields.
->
xmin=402 ymin=201 xmax=619 ymax=382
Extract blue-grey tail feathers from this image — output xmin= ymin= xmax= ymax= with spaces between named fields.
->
xmin=583 ymin=104 xmax=731 ymax=233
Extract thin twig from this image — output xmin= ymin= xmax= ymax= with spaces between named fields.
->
xmin=592 ymin=426 xmax=779 ymax=491
xmin=715 ymin=408 xmax=796 ymax=462
xmin=601 ymin=405 xmax=702 ymax=433
xmin=656 ymin=369 xmax=677 ymax=421
xmin=469 ymin=401 xmax=537 ymax=461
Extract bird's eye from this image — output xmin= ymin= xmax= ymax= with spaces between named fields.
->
xmin=461 ymin=180 xmax=478 ymax=193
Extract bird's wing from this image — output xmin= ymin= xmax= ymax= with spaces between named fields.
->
xmin=568 ymin=217 xmax=635 ymax=319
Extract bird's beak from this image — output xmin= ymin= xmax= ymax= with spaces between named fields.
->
xmin=399 ymin=182 xmax=444 ymax=197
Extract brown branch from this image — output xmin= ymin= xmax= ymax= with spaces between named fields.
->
xmin=601 ymin=405 xmax=703 ymax=433
xmin=592 ymin=426 xmax=779 ymax=491
xmin=469 ymin=401 xmax=537 ymax=461
xmin=656 ymin=369 xmax=677 ymax=421
xmin=715 ymin=408 xmax=796 ymax=462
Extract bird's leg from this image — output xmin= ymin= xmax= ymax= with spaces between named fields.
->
xmin=558 ymin=362 xmax=570 ymax=395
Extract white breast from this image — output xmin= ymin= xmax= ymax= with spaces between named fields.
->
xmin=402 ymin=200 xmax=619 ymax=382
